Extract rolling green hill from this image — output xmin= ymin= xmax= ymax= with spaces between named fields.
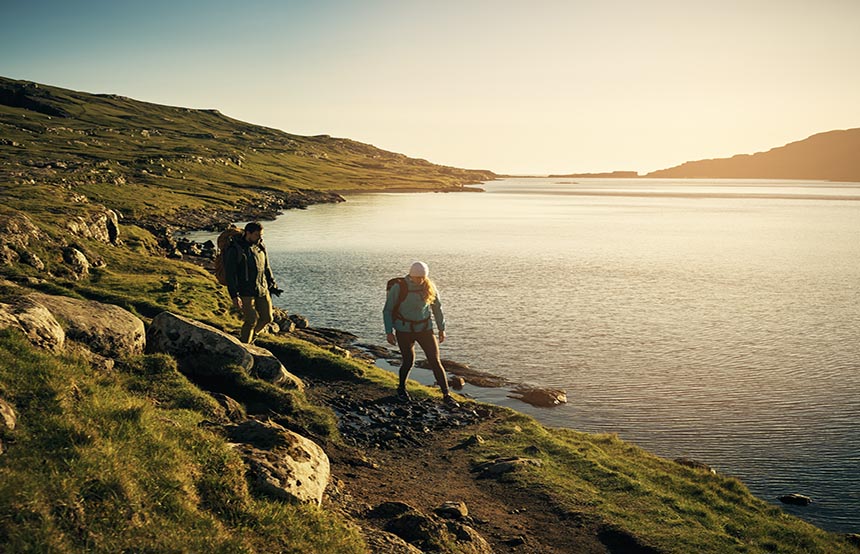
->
xmin=1 ymin=75 xmax=495 ymax=230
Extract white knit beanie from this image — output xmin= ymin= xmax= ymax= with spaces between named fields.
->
xmin=409 ymin=261 xmax=429 ymax=277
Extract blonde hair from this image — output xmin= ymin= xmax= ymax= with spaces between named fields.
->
xmin=420 ymin=277 xmax=437 ymax=305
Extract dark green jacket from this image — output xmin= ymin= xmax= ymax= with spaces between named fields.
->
xmin=224 ymin=235 xmax=276 ymax=298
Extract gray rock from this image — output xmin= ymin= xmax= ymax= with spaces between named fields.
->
xmin=146 ymin=311 xmax=253 ymax=373
xmin=368 ymin=501 xmax=416 ymax=519
xmin=674 ymin=457 xmax=717 ymax=474
xmin=61 ymin=247 xmax=90 ymax=279
xmin=0 ymin=397 xmax=16 ymax=432
xmin=211 ymin=393 xmax=246 ymax=422
xmin=0 ymin=297 xmax=66 ymax=351
xmin=227 ymin=419 xmax=329 ymax=505
xmin=245 ymin=344 xmax=304 ymax=390
xmin=778 ymin=493 xmax=813 ymax=506
xmin=289 ymin=314 xmax=309 ymax=329
xmin=0 ymin=211 xmax=43 ymax=257
xmin=362 ymin=527 xmax=423 ymax=554
xmin=435 ymin=500 xmax=469 ymax=519
xmin=508 ymin=386 xmax=567 ymax=407
xmin=65 ymin=207 xmax=120 ymax=245
xmin=147 ymin=312 xmax=303 ymax=391
xmin=384 ymin=509 xmax=493 ymax=554
xmin=472 ymin=456 xmax=542 ymax=478
xmin=28 ymin=293 xmax=145 ymax=358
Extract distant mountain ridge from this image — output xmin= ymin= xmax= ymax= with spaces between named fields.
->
xmin=645 ymin=129 xmax=860 ymax=182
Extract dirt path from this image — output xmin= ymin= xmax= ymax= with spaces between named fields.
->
xmin=310 ymin=379 xmax=614 ymax=554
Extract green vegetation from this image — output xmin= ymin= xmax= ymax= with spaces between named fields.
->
xmin=470 ymin=413 xmax=855 ymax=553
xmin=0 ymin=75 xmax=854 ymax=553
xmin=1 ymin=75 xmax=495 ymax=231
xmin=0 ymin=330 xmax=364 ymax=553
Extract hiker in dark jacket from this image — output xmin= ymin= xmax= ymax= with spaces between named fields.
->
xmin=383 ymin=261 xmax=457 ymax=406
xmin=224 ymin=221 xmax=278 ymax=343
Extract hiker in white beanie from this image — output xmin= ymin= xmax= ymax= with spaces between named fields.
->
xmin=383 ymin=261 xmax=457 ymax=407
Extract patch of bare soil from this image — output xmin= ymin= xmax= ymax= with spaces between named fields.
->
xmin=309 ymin=378 xmax=619 ymax=554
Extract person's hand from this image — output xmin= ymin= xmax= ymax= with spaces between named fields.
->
xmin=233 ymin=297 xmax=243 ymax=310
xmin=438 ymin=330 xmax=446 ymax=343
xmin=386 ymin=333 xmax=397 ymax=346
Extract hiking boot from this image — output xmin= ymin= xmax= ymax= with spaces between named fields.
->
xmin=397 ymin=387 xmax=412 ymax=402
xmin=442 ymin=394 xmax=460 ymax=409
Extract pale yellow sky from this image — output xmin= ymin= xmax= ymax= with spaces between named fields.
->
xmin=3 ymin=1 xmax=859 ymax=174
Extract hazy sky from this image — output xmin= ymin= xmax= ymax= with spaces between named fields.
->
xmin=2 ymin=0 xmax=859 ymax=174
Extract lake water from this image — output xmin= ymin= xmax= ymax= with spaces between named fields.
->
xmin=194 ymin=178 xmax=860 ymax=532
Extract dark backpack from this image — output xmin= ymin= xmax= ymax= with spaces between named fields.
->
xmin=214 ymin=225 xmax=242 ymax=285
xmin=386 ymin=277 xmax=409 ymax=318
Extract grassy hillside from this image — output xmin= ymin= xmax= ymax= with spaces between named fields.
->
xmin=0 ymin=75 xmax=495 ymax=230
xmin=646 ymin=129 xmax=860 ymax=182
xmin=1 ymin=76 xmax=856 ymax=553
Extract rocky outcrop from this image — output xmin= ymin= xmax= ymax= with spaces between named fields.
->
xmin=226 ymin=419 xmax=329 ymax=505
xmin=28 ymin=293 xmax=145 ymax=358
xmin=65 ymin=207 xmax=120 ymax=245
xmin=0 ymin=211 xmax=44 ymax=267
xmin=0 ymin=296 xmax=66 ymax=351
xmin=371 ymin=501 xmax=493 ymax=554
xmin=146 ymin=311 xmax=303 ymax=390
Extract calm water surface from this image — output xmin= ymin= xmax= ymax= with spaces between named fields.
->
xmin=197 ymin=179 xmax=860 ymax=532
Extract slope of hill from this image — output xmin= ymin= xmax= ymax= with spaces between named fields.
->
xmin=0 ymin=76 xmax=495 ymax=230
xmin=646 ymin=129 xmax=860 ymax=182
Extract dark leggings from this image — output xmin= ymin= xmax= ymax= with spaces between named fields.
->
xmin=396 ymin=330 xmax=449 ymax=395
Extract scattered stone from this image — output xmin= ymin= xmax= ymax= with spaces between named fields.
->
xmin=674 ymin=457 xmax=717 ymax=474
xmin=503 ymin=535 xmax=527 ymax=547
xmin=61 ymin=246 xmax=90 ymax=279
xmin=289 ymin=314 xmax=309 ymax=329
xmin=523 ymin=444 xmax=542 ymax=456
xmin=449 ymin=375 xmax=466 ymax=390
xmin=325 ymin=391 xmax=485 ymax=450
xmin=0 ymin=397 xmax=16 ymax=432
xmin=508 ymin=385 xmax=567 ymax=407
xmin=778 ymin=494 xmax=813 ymax=506
xmin=451 ymin=434 xmax=485 ymax=450
xmin=210 ymin=393 xmax=246 ymax=422
xmin=435 ymin=500 xmax=469 ymax=519
xmin=368 ymin=501 xmax=415 ymax=519
xmin=471 ymin=457 xmax=542 ymax=479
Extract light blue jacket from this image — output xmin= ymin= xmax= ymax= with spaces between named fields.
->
xmin=383 ymin=276 xmax=445 ymax=334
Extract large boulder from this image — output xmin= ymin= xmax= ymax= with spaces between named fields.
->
xmin=28 ymin=293 xmax=145 ymax=358
xmin=147 ymin=311 xmax=252 ymax=372
xmin=0 ymin=297 xmax=66 ymax=351
xmin=226 ymin=419 xmax=329 ymax=505
xmin=147 ymin=312 xmax=302 ymax=390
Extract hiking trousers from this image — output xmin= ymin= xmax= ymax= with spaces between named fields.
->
xmin=240 ymin=293 xmax=273 ymax=343
xmin=396 ymin=330 xmax=449 ymax=395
